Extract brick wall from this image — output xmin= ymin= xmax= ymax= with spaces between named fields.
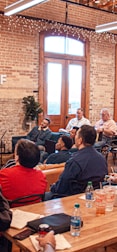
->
xmin=0 ymin=4 xmax=117 ymax=151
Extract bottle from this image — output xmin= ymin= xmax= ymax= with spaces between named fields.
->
xmin=38 ymin=224 xmax=50 ymax=237
xmin=85 ymin=181 xmax=94 ymax=208
xmin=70 ymin=203 xmax=81 ymax=236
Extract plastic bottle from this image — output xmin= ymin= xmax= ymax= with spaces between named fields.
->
xmin=85 ymin=181 xmax=94 ymax=208
xmin=70 ymin=203 xmax=81 ymax=236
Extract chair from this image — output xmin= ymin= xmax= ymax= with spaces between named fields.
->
xmin=109 ymin=137 xmax=117 ymax=165
xmin=8 ymin=193 xmax=45 ymax=208
xmin=95 ymin=132 xmax=111 ymax=161
xmin=101 ymin=144 xmax=111 ymax=161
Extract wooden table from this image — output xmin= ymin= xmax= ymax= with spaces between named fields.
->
xmin=2 ymin=194 xmax=117 ymax=252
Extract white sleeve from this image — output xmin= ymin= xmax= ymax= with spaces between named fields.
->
xmin=44 ymin=244 xmax=55 ymax=252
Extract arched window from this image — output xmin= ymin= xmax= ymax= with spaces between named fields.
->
xmin=39 ymin=33 xmax=89 ymax=131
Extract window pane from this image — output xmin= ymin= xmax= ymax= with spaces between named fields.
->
xmin=47 ymin=63 xmax=62 ymax=115
xmin=68 ymin=64 xmax=82 ymax=114
xmin=44 ymin=36 xmax=84 ymax=56
xmin=66 ymin=38 xmax=84 ymax=56
xmin=45 ymin=36 xmax=65 ymax=54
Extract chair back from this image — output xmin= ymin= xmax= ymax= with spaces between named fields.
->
xmin=8 ymin=193 xmax=45 ymax=208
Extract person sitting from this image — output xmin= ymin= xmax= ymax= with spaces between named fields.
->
xmin=36 ymin=230 xmax=56 ymax=252
xmin=27 ymin=118 xmax=52 ymax=151
xmin=0 ymin=191 xmax=12 ymax=252
xmin=69 ymin=126 xmax=79 ymax=149
xmin=44 ymin=135 xmax=73 ymax=164
xmin=94 ymin=108 xmax=117 ymax=149
xmin=59 ymin=108 xmax=91 ymax=133
xmin=44 ymin=125 xmax=108 ymax=201
xmin=0 ymin=139 xmax=47 ymax=206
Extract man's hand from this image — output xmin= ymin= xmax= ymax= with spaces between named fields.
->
xmin=36 ymin=230 xmax=56 ymax=249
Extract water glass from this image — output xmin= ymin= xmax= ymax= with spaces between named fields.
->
xmin=95 ymin=189 xmax=106 ymax=216
xmin=103 ymin=185 xmax=115 ymax=211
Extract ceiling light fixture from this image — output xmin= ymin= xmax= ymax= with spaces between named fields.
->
xmin=4 ymin=0 xmax=49 ymax=16
xmin=95 ymin=21 xmax=117 ymax=33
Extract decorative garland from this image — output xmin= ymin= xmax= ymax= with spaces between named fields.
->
xmin=0 ymin=13 xmax=117 ymax=43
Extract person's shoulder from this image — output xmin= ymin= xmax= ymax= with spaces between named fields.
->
xmin=29 ymin=126 xmax=39 ymax=132
xmin=110 ymin=119 xmax=117 ymax=124
xmin=0 ymin=165 xmax=18 ymax=174
xmin=84 ymin=117 xmax=91 ymax=123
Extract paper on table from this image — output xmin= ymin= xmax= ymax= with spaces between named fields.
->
xmin=30 ymin=234 xmax=71 ymax=251
xmin=10 ymin=209 xmax=43 ymax=229
xmin=79 ymin=194 xmax=85 ymax=200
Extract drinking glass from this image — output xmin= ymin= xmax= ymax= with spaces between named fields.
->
xmin=103 ymin=185 xmax=115 ymax=211
xmin=95 ymin=189 xmax=106 ymax=216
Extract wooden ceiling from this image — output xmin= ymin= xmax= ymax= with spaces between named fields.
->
xmin=79 ymin=0 xmax=117 ymax=13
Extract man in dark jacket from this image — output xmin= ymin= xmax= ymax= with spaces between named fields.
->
xmin=44 ymin=125 xmax=108 ymax=200
xmin=45 ymin=135 xmax=73 ymax=164
xmin=27 ymin=118 xmax=52 ymax=150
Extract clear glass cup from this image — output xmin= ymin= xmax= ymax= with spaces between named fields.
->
xmin=95 ymin=189 xmax=106 ymax=216
xmin=103 ymin=185 xmax=115 ymax=211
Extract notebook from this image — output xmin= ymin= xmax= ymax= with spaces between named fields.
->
xmin=45 ymin=139 xmax=56 ymax=154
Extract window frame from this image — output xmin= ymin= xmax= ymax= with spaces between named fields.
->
xmin=39 ymin=31 xmax=90 ymax=126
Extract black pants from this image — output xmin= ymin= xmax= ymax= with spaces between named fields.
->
xmin=0 ymin=236 xmax=12 ymax=252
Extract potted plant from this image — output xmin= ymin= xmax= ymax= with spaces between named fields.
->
xmin=22 ymin=96 xmax=43 ymax=129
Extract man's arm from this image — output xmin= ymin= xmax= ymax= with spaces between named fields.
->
xmin=36 ymin=130 xmax=52 ymax=146
xmin=66 ymin=119 xmax=72 ymax=132
xmin=50 ymin=159 xmax=80 ymax=195
xmin=0 ymin=192 xmax=12 ymax=231
xmin=27 ymin=127 xmax=38 ymax=141
xmin=36 ymin=231 xmax=56 ymax=252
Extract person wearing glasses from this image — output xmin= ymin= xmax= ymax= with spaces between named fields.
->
xmin=94 ymin=108 xmax=117 ymax=148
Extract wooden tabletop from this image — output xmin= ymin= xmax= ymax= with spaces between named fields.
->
xmin=3 ymin=194 xmax=117 ymax=252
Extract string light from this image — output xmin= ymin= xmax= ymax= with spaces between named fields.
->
xmin=0 ymin=13 xmax=117 ymax=43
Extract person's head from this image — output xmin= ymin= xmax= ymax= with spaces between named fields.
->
xmin=55 ymin=135 xmax=73 ymax=151
xmin=70 ymin=126 xmax=79 ymax=139
xmin=100 ymin=108 xmax=110 ymax=122
xmin=76 ymin=108 xmax=84 ymax=120
xmin=40 ymin=118 xmax=50 ymax=129
xmin=70 ymin=126 xmax=79 ymax=144
xmin=75 ymin=125 xmax=96 ymax=149
xmin=15 ymin=139 xmax=40 ymax=168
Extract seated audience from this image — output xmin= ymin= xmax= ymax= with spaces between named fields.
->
xmin=59 ymin=108 xmax=91 ymax=133
xmin=36 ymin=230 xmax=56 ymax=252
xmin=27 ymin=118 xmax=52 ymax=150
xmin=44 ymin=125 xmax=108 ymax=200
xmin=45 ymin=135 xmax=73 ymax=164
xmin=0 ymin=139 xmax=47 ymax=206
xmin=94 ymin=108 xmax=117 ymax=148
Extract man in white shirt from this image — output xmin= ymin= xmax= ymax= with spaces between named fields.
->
xmin=59 ymin=108 xmax=91 ymax=133
xmin=94 ymin=108 xmax=117 ymax=148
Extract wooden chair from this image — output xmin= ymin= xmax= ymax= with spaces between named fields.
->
xmin=8 ymin=193 xmax=45 ymax=208
xmin=43 ymin=166 xmax=64 ymax=191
